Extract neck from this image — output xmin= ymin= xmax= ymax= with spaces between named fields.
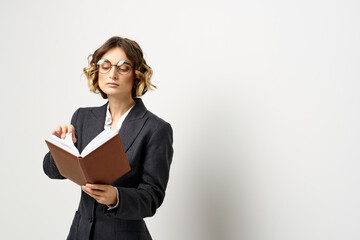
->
xmin=107 ymin=95 xmax=136 ymax=119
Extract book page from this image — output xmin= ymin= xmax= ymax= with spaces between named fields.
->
xmin=46 ymin=133 xmax=80 ymax=156
xmin=80 ymin=129 xmax=118 ymax=157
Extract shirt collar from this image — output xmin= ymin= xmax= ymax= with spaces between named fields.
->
xmin=105 ymin=103 xmax=135 ymax=131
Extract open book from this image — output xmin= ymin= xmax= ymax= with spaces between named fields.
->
xmin=45 ymin=129 xmax=131 ymax=186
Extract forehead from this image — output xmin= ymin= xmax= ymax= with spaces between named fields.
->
xmin=101 ymin=47 xmax=131 ymax=64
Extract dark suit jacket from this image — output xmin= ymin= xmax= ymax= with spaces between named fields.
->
xmin=43 ymin=99 xmax=174 ymax=240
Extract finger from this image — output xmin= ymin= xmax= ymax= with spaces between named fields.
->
xmin=82 ymin=185 xmax=104 ymax=197
xmin=53 ymin=126 xmax=62 ymax=138
xmin=72 ymin=134 xmax=77 ymax=143
xmin=82 ymin=187 xmax=100 ymax=199
xmin=84 ymin=190 xmax=101 ymax=201
xmin=68 ymin=125 xmax=77 ymax=143
xmin=68 ymin=124 xmax=75 ymax=133
xmin=85 ymin=184 xmax=108 ymax=191
xmin=61 ymin=125 xmax=68 ymax=139
xmin=82 ymin=186 xmax=114 ymax=205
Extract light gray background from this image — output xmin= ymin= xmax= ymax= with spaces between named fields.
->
xmin=1 ymin=0 xmax=359 ymax=239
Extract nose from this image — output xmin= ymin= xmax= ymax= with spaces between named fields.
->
xmin=109 ymin=66 xmax=118 ymax=79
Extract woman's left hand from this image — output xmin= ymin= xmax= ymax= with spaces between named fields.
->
xmin=82 ymin=184 xmax=117 ymax=206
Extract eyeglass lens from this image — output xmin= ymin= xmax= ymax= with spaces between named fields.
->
xmin=98 ymin=60 xmax=132 ymax=75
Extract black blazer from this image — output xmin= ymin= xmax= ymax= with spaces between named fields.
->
xmin=43 ymin=99 xmax=174 ymax=240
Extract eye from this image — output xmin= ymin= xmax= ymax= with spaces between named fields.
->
xmin=101 ymin=62 xmax=111 ymax=69
xmin=118 ymin=65 xmax=130 ymax=71
xmin=117 ymin=64 xmax=131 ymax=73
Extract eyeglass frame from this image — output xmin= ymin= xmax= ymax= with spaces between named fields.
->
xmin=96 ymin=58 xmax=133 ymax=75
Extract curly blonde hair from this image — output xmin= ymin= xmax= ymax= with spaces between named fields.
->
xmin=83 ymin=36 xmax=155 ymax=99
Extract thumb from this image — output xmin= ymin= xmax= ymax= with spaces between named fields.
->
xmin=72 ymin=132 xmax=77 ymax=144
xmin=68 ymin=124 xmax=77 ymax=143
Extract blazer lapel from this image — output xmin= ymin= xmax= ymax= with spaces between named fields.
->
xmin=85 ymin=99 xmax=148 ymax=153
xmin=119 ymin=99 xmax=148 ymax=152
xmin=82 ymin=102 xmax=107 ymax=152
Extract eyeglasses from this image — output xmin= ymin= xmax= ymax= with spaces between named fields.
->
xmin=96 ymin=59 xmax=133 ymax=75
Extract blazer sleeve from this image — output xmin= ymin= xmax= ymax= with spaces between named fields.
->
xmin=43 ymin=108 xmax=80 ymax=179
xmin=110 ymin=122 xmax=174 ymax=220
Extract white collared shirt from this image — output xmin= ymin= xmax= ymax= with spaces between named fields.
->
xmin=104 ymin=103 xmax=134 ymax=132
xmin=104 ymin=102 xmax=134 ymax=210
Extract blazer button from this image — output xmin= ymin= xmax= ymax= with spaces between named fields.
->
xmin=88 ymin=217 xmax=93 ymax=223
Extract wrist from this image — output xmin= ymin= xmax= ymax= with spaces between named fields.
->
xmin=107 ymin=187 xmax=119 ymax=209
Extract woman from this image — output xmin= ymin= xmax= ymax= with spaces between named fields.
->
xmin=43 ymin=36 xmax=174 ymax=240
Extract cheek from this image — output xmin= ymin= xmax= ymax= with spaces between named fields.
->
xmin=98 ymin=74 xmax=106 ymax=85
xmin=96 ymin=76 xmax=104 ymax=93
xmin=124 ymin=74 xmax=135 ymax=86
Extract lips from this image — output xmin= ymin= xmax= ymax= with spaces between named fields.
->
xmin=106 ymin=83 xmax=119 ymax=87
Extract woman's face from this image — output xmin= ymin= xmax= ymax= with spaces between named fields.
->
xmin=98 ymin=47 xmax=134 ymax=99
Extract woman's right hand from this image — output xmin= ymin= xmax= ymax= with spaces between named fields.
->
xmin=52 ymin=124 xmax=77 ymax=143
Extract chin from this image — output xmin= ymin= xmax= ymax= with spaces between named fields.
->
xmin=106 ymin=91 xmax=132 ymax=98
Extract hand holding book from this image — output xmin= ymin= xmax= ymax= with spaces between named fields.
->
xmin=82 ymin=183 xmax=118 ymax=206
xmin=45 ymin=127 xmax=131 ymax=186
xmin=51 ymin=124 xmax=76 ymax=143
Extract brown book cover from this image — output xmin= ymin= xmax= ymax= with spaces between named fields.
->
xmin=45 ymin=133 xmax=131 ymax=186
